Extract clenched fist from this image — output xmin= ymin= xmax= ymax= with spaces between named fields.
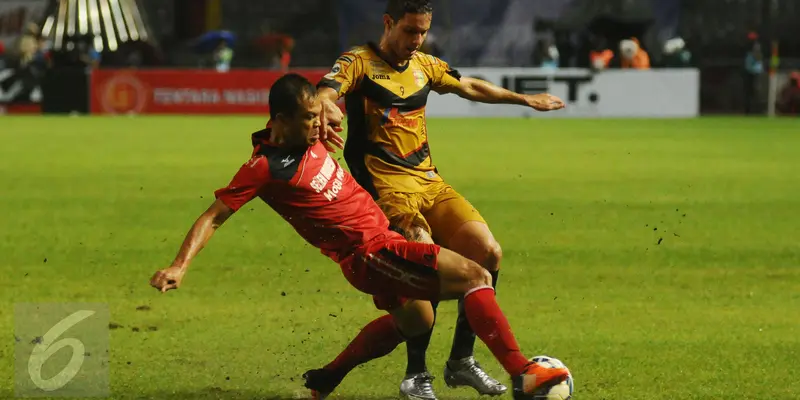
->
xmin=149 ymin=266 xmax=187 ymax=293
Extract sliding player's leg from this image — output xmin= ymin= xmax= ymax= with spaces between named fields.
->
xmin=352 ymin=237 xmax=569 ymax=392
xmin=302 ymin=313 xmax=404 ymax=399
xmin=433 ymin=247 xmax=571 ymax=397
xmin=309 ymin=237 xmax=568 ymax=398
xmin=424 ymin=183 xmax=505 ymax=395
xmin=303 ymin=296 xmax=435 ymax=399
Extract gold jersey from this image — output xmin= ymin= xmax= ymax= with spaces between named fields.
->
xmin=318 ymin=43 xmax=462 ymax=196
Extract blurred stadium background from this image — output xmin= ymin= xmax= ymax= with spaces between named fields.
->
xmin=1 ymin=0 xmax=799 ymax=116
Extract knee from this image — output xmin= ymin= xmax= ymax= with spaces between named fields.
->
xmin=403 ymin=314 xmax=434 ymax=338
xmin=464 ymin=261 xmax=493 ymax=290
xmin=451 ymin=226 xmax=503 ymax=271
xmin=482 ymin=239 xmax=502 ymax=272
xmin=392 ymin=300 xmax=435 ymax=337
xmin=470 ymin=238 xmax=502 ymax=271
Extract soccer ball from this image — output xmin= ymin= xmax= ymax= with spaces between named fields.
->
xmin=527 ymin=355 xmax=574 ymax=400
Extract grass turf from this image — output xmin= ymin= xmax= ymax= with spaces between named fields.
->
xmin=1 ymin=116 xmax=799 ymax=399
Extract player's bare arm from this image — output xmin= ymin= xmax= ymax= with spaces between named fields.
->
xmin=317 ymin=86 xmax=346 ymax=152
xmin=149 ymin=199 xmax=235 ymax=293
xmin=451 ymin=76 xmax=566 ymax=111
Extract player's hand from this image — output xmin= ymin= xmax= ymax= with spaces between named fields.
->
xmin=524 ymin=93 xmax=565 ymax=111
xmin=319 ymin=98 xmax=345 ymax=153
xmin=149 ymin=266 xmax=186 ymax=293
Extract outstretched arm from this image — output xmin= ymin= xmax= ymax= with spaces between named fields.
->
xmin=150 ymin=156 xmax=269 ymax=294
xmin=150 ymin=199 xmax=235 ymax=293
xmin=450 ymin=77 xmax=565 ymax=111
xmin=170 ymin=199 xmax=234 ymax=269
xmin=452 ymin=77 xmax=527 ymax=105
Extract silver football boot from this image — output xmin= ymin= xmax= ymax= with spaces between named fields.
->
xmin=443 ymin=356 xmax=508 ymax=396
xmin=399 ymin=372 xmax=437 ymax=400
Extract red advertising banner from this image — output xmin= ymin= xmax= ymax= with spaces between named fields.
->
xmin=90 ymin=69 xmax=330 ymax=115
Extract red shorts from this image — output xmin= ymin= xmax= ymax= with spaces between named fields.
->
xmin=339 ymin=233 xmax=441 ymax=311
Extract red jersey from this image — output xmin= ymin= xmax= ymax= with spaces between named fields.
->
xmin=214 ymin=128 xmax=391 ymax=262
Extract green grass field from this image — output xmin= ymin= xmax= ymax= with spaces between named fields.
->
xmin=1 ymin=116 xmax=799 ymax=399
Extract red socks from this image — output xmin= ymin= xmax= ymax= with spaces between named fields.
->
xmin=323 ymin=289 xmax=528 ymax=378
xmin=463 ymin=286 xmax=529 ymax=376
xmin=324 ymin=314 xmax=404 ymax=375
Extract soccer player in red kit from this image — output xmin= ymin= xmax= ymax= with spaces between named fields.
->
xmin=149 ymin=74 xmax=569 ymax=400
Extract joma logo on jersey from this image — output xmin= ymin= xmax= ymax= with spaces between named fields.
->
xmin=371 ymin=73 xmax=390 ymax=80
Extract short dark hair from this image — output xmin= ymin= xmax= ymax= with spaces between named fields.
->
xmin=269 ymin=73 xmax=317 ymax=119
xmin=385 ymin=0 xmax=433 ymax=21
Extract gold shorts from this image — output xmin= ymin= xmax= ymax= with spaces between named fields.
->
xmin=375 ymin=181 xmax=487 ymax=244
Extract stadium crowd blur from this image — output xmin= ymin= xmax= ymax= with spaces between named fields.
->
xmin=1 ymin=0 xmax=799 ymax=115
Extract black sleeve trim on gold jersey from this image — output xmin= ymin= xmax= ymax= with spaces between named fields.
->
xmin=367 ymin=141 xmax=431 ymax=169
xmin=317 ymin=78 xmax=343 ymax=93
xmin=447 ymin=69 xmax=462 ymax=80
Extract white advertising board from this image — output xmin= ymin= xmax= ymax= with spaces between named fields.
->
xmin=426 ymin=68 xmax=700 ymax=118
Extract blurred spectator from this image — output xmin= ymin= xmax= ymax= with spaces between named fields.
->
xmin=589 ymin=37 xmax=613 ymax=70
xmin=76 ymin=38 xmax=100 ymax=69
xmin=662 ymin=37 xmax=691 ymax=68
xmin=256 ymin=32 xmax=293 ymax=71
xmin=214 ymin=40 xmax=233 ymax=72
xmin=278 ymin=37 xmax=294 ymax=72
xmin=533 ymin=37 xmax=559 ymax=69
xmin=619 ymin=38 xmax=650 ymax=69
xmin=17 ymin=23 xmax=39 ymax=67
xmin=776 ymin=71 xmax=800 ymax=115
xmin=67 ymin=35 xmax=101 ymax=69
xmin=50 ymin=35 xmax=98 ymax=69
xmin=743 ymin=32 xmax=763 ymax=114
xmin=33 ymin=36 xmax=52 ymax=68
